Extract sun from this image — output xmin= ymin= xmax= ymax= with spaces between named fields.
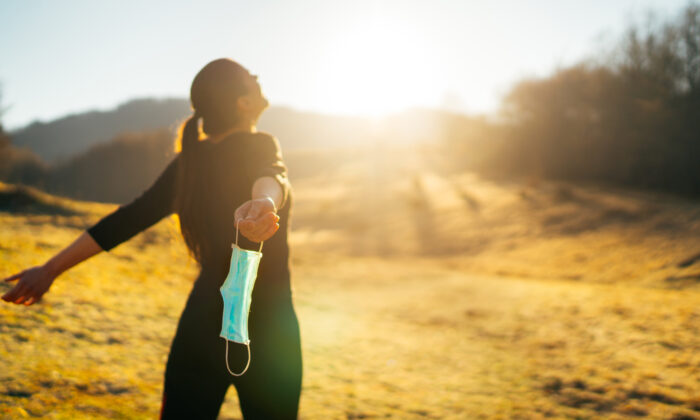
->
xmin=313 ymin=19 xmax=438 ymax=118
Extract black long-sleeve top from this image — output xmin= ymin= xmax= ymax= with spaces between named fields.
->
xmin=86 ymin=131 xmax=294 ymax=299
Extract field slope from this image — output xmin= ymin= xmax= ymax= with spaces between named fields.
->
xmin=1 ymin=146 xmax=699 ymax=419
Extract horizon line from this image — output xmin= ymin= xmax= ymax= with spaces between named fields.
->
xmin=5 ymin=95 xmax=481 ymax=133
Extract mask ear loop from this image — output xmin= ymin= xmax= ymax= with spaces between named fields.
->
xmin=225 ymin=339 xmax=251 ymax=376
xmin=235 ymin=218 xmax=264 ymax=253
xmin=224 ymin=218 xmax=263 ymax=376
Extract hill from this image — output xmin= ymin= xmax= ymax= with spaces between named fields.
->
xmin=9 ymin=99 xmax=460 ymax=165
xmin=10 ymin=98 xmax=191 ymax=164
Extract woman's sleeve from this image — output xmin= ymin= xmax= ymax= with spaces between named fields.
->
xmin=86 ymin=155 xmax=180 ymax=252
xmin=247 ymin=133 xmax=290 ymax=210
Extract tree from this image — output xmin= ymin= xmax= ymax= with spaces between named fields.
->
xmin=0 ymin=88 xmax=14 ymax=179
xmin=0 ymin=86 xmax=49 ymax=187
xmin=479 ymin=2 xmax=700 ymax=196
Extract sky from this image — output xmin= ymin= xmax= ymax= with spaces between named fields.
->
xmin=0 ymin=0 xmax=693 ymax=130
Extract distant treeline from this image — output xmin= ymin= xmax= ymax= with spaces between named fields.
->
xmin=46 ymin=129 xmax=176 ymax=203
xmin=0 ymin=126 xmax=175 ymax=204
xmin=446 ymin=3 xmax=700 ymax=197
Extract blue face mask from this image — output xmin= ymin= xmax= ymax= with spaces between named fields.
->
xmin=219 ymin=219 xmax=263 ymax=376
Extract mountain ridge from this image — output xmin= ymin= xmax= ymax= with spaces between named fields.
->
xmin=9 ymin=98 xmax=459 ymax=165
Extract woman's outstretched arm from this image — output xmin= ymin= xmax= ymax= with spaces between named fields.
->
xmin=86 ymin=155 xmax=179 ymax=252
xmin=252 ymin=175 xmax=285 ymax=213
xmin=2 ymin=155 xmax=180 ymax=306
xmin=1 ymin=231 xmax=103 ymax=306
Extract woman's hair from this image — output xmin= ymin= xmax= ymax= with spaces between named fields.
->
xmin=173 ymin=58 xmax=254 ymax=265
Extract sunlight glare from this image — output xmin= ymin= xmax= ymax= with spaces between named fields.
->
xmin=314 ymin=19 xmax=439 ymax=117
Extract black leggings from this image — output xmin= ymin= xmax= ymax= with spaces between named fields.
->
xmin=159 ymin=270 xmax=303 ymax=419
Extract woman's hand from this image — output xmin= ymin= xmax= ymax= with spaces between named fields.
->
xmin=1 ymin=265 xmax=57 ymax=306
xmin=234 ymin=196 xmax=280 ymax=243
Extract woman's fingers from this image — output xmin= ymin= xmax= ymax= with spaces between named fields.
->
xmin=4 ymin=287 xmax=24 ymax=304
xmin=242 ymin=212 xmax=275 ymax=236
xmin=240 ymin=212 xmax=279 ymax=242
xmin=11 ymin=286 xmax=30 ymax=304
xmin=1 ymin=266 xmax=51 ymax=306
xmin=240 ymin=220 xmax=265 ymax=241
xmin=258 ymin=212 xmax=279 ymax=236
xmin=2 ymin=286 xmax=18 ymax=302
xmin=3 ymin=271 xmax=23 ymax=282
xmin=259 ymin=219 xmax=280 ymax=242
xmin=251 ymin=212 xmax=277 ymax=236
xmin=234 ymin=197 xmax=280 ymax=242
xmin=242 ymin=221 xmax=279 ymax=242
xmin=2 ymin=280 xmax=29 ymax=303
xmin=1 ymin=272 xmax=23 ymax=301
xmin=16 ymin=287 xmax=40 ymax=305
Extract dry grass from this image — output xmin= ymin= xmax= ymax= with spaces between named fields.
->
xmin=1 ymin=145 xmax=699 ymax=419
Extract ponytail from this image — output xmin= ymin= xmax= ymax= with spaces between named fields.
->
xmin=173 ymin=111 xmax=207 ymax=265
xmin=181 ymin=111 xmax=202 ymax=154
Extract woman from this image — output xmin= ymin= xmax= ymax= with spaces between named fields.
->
xmin=1 ymin=58 xmax=303 ymax=419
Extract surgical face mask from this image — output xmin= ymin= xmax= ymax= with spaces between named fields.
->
xmin=219 ymin=219 xmax=263 ymax=376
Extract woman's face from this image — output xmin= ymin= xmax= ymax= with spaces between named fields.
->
xmin=238 ymin=74 xmax=269 ymax=123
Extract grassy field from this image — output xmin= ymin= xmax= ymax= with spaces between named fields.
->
xmin=0 ymin=145 xmax=699 ymax=419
